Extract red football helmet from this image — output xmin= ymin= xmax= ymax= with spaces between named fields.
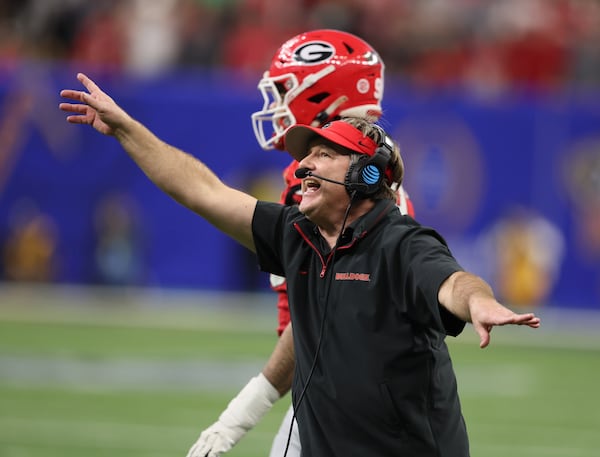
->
xmin=252 ymin=29 xmax=385 ymax=151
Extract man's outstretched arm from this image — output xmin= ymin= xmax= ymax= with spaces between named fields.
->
xmin=438 ymin=271 xmax=541 ymax=348
xmin=186 ymin=323 xmax=295 ymax=457
xmin=59 ymin=73 xmax=257 ymax=251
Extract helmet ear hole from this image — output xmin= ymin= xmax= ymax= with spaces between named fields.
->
xmin=315 ymin=111 xmax=329 ymax=124
xmin=307 ymin=92 xmax=330 ymax=104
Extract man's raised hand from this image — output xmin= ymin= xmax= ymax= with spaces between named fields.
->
xmin=59 ymin=73 xmax=130 ymax=136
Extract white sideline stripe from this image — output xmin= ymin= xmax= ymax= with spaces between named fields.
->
xmin=0 ymin=303 xmax=275 ymax=333
xmin=473 ymin=443 xmax=593 ymax=457
xmin=0 ymin=416 xmax=277 ymax=451
xmin=0 ymin=310 xmax=272 ymax=332
xmin=447 ymin=326 xmax=600 ymax=351
xmin=0 ymin=283 xmax=277 ymax=332
xmin=1 ymin=283 xmax=599 ymax=346
xmin=1 ymin=284 xmax=599 ymax=351
xmin=2 ymin=305 xmax=599 ymax=350
xmin=472 ymin=421 xmax=600 ymax=441
xmin=0 ymin=356 xmax=263 ymax=390
xmin=0 ymin=416 xmax=192 ymax=450
xmin=453 ymin=364 xmax=537 ymax=397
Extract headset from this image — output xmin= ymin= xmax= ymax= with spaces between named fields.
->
xmin=344 ymin=124 xmax=394 ymax=199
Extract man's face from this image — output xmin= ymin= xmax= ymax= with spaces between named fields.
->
xmin=297 ymin=140 xmax=352 ymax=224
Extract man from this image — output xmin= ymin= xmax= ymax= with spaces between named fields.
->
xmin=188 ymin=29 xmax=415 ymax=457
xmin=59 ymin=75 xmax=540 ymax=456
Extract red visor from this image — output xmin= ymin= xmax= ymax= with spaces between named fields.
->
xmin=284 ymin=120 xmax=379 ymax=162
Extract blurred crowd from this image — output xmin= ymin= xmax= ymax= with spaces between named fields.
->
xmin=1 ymin=0 xmax=600 ymax=91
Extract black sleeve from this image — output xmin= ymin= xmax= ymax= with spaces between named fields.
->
xmin=400 ymin=226 xmax=466 ymax=337
xmin=251 ymin=201 xmax=287 ymax=277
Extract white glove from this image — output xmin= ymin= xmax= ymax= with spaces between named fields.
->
xmin=186 ymin=373 xmax=280 ymax=457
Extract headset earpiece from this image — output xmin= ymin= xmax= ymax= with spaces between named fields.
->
xmin=344 ymin=125 xmax=393 ymax=199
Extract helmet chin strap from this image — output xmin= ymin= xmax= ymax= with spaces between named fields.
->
xmin=313 ymin=95 xmax=349 ymax=125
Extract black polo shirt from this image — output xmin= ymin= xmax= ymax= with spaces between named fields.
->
xmin=252 ymin=199 xmax=470 ymax=457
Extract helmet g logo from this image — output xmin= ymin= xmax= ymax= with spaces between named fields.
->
xmin=293 ymin=42 xmax=335 ymax=65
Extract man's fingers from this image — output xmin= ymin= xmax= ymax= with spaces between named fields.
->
xmin=59 ymin=88 xmax=93 ymax=107
xmin=479 ymin=326 xmax=491 ymax=349
xmin=66 ymin=114 xmax=90 ymax=124
xmin=77 ymin=72 xmax=101 ymax=93
xmin=473 ymin=321 xmax=491 ymax=349
xmin=525 ymin=318 xmax=541 ymax=328
xmin=59 ymin=102 xmax=87 ymax=114
xmin=58 ymin=102 xmax=91 ymax=124
xmin=59 ymin=89 xmax=82 ymax=101
xmin=79 ymin=91 xmax=103 ymax=110
xmin=475 ymin=312 xmax=540 ymax=349
xmin=59 ymin=89 xmax=100 ymax=114
xmin=510 ymin=313 xmax=541 ymax=327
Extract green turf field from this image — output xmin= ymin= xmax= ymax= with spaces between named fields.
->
xmin=1 ymin=285 xmax=599 ymax=457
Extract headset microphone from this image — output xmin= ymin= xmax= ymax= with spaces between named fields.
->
xmin=293 ymin=167 xmax=310 ymax=179
xmin=294 ymin=167 xmax=346 ymax=186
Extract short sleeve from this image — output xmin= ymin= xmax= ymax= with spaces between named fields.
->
xmin=252 ymin=201 xmax=287 ymax=277
xmin=399 ymin=226 xmax=466 ymax=336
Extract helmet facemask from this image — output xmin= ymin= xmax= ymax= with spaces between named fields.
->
xmin=252 ymin=73 xmax=299 ymax=151
xmin=252 ymin=65 xmax=338 ymax=151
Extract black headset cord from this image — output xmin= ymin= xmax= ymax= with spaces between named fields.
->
xmin=282 ymin=190 xmax=358 ymax=457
